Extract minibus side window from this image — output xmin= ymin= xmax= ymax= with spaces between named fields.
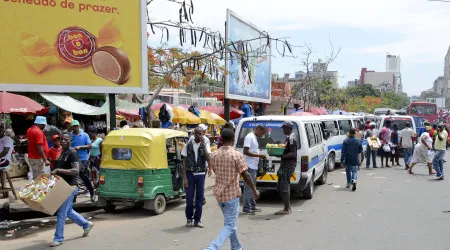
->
xmin=322 ymin=121 xmax=339 ymax=137
xmin=313 ymin=123 xmax=322 ymax=144
xmin=305 ymin=123 xmax=316 ymax=148
xmin=338 ymin=120 xmax=352 ymax=135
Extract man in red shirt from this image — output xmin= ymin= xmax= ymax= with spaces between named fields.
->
xmin=27 ymin=116 xmax=50 ymax=179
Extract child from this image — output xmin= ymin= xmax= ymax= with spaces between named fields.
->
xmin=47 ymin=135 xmax=62 ymax=169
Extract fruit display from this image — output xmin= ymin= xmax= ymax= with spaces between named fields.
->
xmin=266 ymin=143 xmax=286 ymax=149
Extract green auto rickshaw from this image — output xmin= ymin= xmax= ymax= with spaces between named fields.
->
xmin=96 ymin=128 xmax=188 ymax=215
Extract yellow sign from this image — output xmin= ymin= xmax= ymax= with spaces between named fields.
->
xmin=0 ymin=0 xmax=148 ymax=94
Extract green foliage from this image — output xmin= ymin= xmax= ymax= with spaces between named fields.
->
xmin=379 ymin=92 xmax=410 ymax=110
xmin=346 ymin=84 xmax=381 ymax=98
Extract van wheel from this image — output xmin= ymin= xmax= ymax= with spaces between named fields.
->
xmin=303 ymin=173 xmax=314 ymax=199
xmin=327 ymin=154 xmax=336 ymax=172
xmin=103 ymin=203 xmax=116 ymax=213
xmin=149 ymin=194 xmax=166 ymax=215
xmin=316 ymin=165 xmax=328 ymax=185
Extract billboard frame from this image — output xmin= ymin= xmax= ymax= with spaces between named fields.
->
xmin=225 ymin=9 xmax=272 ymax=104
xmin=0 ymin=0 xmax=148 ymax=94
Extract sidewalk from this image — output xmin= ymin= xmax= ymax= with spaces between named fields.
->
xmin=3 ymin=174 xmax=216 ymax=215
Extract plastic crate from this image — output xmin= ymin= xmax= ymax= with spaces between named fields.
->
xmin=266 ymin=148 xmax=285 ymax=156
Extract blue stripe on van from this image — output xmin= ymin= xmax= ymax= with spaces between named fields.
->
xmin=328 ymin=144 xmax=343 ymax=151
xmin=308 ymin=156 xmax=319 ymax=169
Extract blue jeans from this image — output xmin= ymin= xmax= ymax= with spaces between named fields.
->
xmin=345 ymin=165 xmax=358 ymax=184
xmin=366 ymin=150 xmax=377 ymax=168
xmin=243 ymin=168 xmax=257 ymax=212
xmin=433 ymin=150 xmax=446 ymax=177
xmin=403 ymin=147 xmax=413 ymax=166
xmin=54 ymin=187 xmax=89 ymax=242
xmin=185 ymin=172 xmax=205 ymax=223
xmin=205 ymin=197 xmax=242 ymax=250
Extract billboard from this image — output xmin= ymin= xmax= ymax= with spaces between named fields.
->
xmin=225 ymin=9 xmax=271 ymax=103
xmin=0 ymin=0 xmax=148 ymax=94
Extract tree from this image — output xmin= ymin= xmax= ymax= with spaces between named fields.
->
xmin=145 ymin=0 xmax=295 ymax=125
xmin=346 ymin=84 xmax=380 ymax=98
xmin=379 ymin=92 xmax=410 ymax=110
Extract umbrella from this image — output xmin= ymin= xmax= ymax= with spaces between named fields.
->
xmin=0 ymin=92 xmax=48 ymax=114
xmin=310 ymin=107 xmax=328 ymax=115
xmin=154 ymin=107 xmax=201 ymax=125
xmin=199 ymin=110 xmax=226 ymax=126
xmin=290 ymin=112 xmax=314 ymax=116
xmin=199 ymin=106 xmax=244 ymax=120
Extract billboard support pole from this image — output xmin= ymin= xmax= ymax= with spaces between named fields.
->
xmin=224 ymin=98 xmax=230 ymax=122
xmin=109 ymin=93 xmax=116 ymax=130
xmin=224 ymin=19 xmax=231 ymax=122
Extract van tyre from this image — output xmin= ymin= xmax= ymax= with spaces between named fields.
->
xmin=327 ymin=153 xmax=336 ymax=172
xmin=149 ymin=194 xmax=166 ymax=215
xmin=303 ymin=173 xmax=314 ymax=199
xmin=316 ymin=166 xmax=328 ymax=185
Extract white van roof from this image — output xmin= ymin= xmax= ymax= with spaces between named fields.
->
xmin=238 ymin=115 xmax=363 ymax=124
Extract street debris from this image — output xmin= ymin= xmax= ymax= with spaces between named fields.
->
xmin=328 ymin=183 xmax=333 ymax=185
xmin=366 ymin=173 xmax=376 ymax=176
xmin=41 ymin=219 xmax=50 ymax=223
xmin=298 ymin=210 xmax=303 ymax=212
xmin=30 ymin=226 xmax=39 ymax=230
xmin=333 ymin=185 xmax=341 ymax=188
xmin=5 ymin=234 xmax=13 ymax=237
xmin=173 ymin=240 xmax=179 ymax=242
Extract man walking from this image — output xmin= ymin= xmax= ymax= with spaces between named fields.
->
xmin=400 ymin=122 xmax=416 ymax=170
xmin=50 ymin=133 xmax=93 ymax=247
xmin=182 ymin=126 xmax=211 ymax=228
xmin=433 ymin=124 xmax=448 ymax=180
xmin=275 ymin=121 xmax=297 ymax=215
xmin=242 ymin=124 xmax=266 ymax=215
xmin=70 ymin=120 xmax=94 ymax=200
xmin=341 ymin=128 xmax=363 ymax=191
xmin=27 ymin=116 xmax=50 ymax=179
xmin=205 ymin=128 xmax=259 ymax=250
xmin=365 ymin=122 xmax=378 ymax=169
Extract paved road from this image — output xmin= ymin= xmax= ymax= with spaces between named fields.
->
xmin=4 ymin=154 xmax=450 ymax=250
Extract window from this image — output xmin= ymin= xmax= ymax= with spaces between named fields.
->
xmin=338 ymin=120 xmax=352 ymax=135
xmin=383 ymin=118 xmax=413 ymax=131
xmin=112 ymin=148 xmax=132 ymax=160
xmin=322 ymin=121 xmax=339 ymax=137
xmin=236 ymin=121 xmax=301 ymax=149
xmin=313 ymin=123 xmax=322 ymax=144
xmin=353 ymin=120 xmax=363 ymax=129
xmin=305 ymin=123 xmax=316 ymax=147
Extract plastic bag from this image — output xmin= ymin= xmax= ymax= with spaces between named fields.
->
xmin=383 ymin=144 xmax=391 ymax=153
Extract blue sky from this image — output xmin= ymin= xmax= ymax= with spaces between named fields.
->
xmin=148 ymin=0 xmax=450 ymax=96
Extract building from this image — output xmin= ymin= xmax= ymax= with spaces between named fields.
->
xmin=347 ymin=79 xmax=360 ymax=87
xmin=360 ymin=68 xmax=375 ymax=85
xmin=433 ymin=76 xmax=449 ymax=97
xmin=363 ymin=72 xmax=397 ymax=92
xmin=444 ymin=47 xmax=450 ymax=78
xmin=386 ymin=54 xmax=401 ymax=73
xmin=295 ymin=71 xmax=305 ymax=79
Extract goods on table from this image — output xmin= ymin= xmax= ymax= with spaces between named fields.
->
xmin=18 ymin=175 xmax=60 ymax=202
xmin=266 ymin=143 xmax=286 ymax=156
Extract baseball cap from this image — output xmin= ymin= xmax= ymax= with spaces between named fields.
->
xmin=369 ymin=122 xmax=376 ymax=127
xmin=281 ymin=121 xmax=294 ymax=128
xmin=197 ymin=124 xmax=208 ymax=131
xmin=52 ymin=134 xmax=61 ymax=141
xmin=71 ymin=120 xmax=80 ymax=126
xmin=34 ymin=116 xmax=47 ymax=125
xmin=64 ymin=117 xmax=73 ymax=124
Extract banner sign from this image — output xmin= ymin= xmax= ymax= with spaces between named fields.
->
xmin=225 ymin=9 xmax=271 ymax=103
xmin=0 ymin=0 xmax=148 ymax=94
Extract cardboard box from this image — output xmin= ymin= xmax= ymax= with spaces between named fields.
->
xmin=20 ymin=174 xmax=74 ymax=215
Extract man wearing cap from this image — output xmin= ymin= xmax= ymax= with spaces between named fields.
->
xmin=400 ymin=122 xmax=416 ymax=170
xmin=71 ymin=120 xmax=94 ymax=200
xmin=27 ymin=116 xmax=50 ymax=179
xmin=182 ymin=125 xmax=211 ymax=228
xmin=48 ymin=135 xmax=62 ymax=170
xmin=63 ymin=117 xmax=73 ymax=133
xmin=275 ymin=121 xmax=297 ymax=215
xmin=433 ymin=124 xmax=448 ymax=180
xmin=365 ymin=122 xmax=378 ymax=169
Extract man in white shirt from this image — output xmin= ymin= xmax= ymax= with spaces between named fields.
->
xmin=182 ymin=125 xmax=211 ymax=228
xmin=0 ymin=126 xmax=14 ymax=171
xmin=400 ymin=122 xmax=416 ymax=170
xmin=242 ymin=124 xmax=267 ymax=215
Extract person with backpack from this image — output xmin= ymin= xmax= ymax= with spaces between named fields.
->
xmin=159 ymin=104 xmax=174 ymax=128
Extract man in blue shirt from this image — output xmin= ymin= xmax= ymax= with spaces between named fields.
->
xmin=341 ymin=128 xmax=363 ymax=191
xmin=241 ymin=102 xmax=252 ymax=118
xmin=71 ymin=120 xmax=94 ymax=201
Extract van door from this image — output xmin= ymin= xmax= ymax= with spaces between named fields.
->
xmin=336 ymin=119 xmax=352 ymax=160
xmin=313 ymin=123 xmax=326 ymax=175
xmin=305 ymin=123 xmax=318 ymax=174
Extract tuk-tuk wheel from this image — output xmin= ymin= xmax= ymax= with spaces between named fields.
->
xmin=104 ymin=203 xmax=116 ymax=213
xmin=149 ymin=194 xmax=166 ymax=215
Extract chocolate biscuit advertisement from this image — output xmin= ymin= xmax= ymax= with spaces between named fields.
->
xmin=0 ymin=0 xmax=148 ymax=94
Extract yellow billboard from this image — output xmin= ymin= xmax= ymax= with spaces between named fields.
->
xmin=0 ymin=0 xmax=148 ymax=94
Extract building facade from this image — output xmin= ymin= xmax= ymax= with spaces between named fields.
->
xmin=386 ymin=54 xmax=401 ymax=73
xmin=363 ymin=72 xmax=397 ymax=92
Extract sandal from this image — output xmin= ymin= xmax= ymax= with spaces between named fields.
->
xmin=275 ymin=210 xmax=292 ymax=215
xmin=408 ymin=170 xmax=414 ymax=175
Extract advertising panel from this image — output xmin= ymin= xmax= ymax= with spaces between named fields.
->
xmin=225 ymin=9 xmax=271 ymax=103
xmin=0 ymin=0 xmax=148 ymax=94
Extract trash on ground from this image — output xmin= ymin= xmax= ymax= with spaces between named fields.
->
xmin=298 ymin=210 xmax=303 ymax=212
xmin=5 ymin=234 xmax=13 ymax=237
xmin=41 ymin=219 xmax=50 ymax=223
xmin=333 ymin=185 xmax=341 ymax=188
xmin=30 ymin=226 xmax=39 ymax=230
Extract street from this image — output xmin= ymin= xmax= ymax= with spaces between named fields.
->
xmin=3 ymin=154 xmax=450 ymax=250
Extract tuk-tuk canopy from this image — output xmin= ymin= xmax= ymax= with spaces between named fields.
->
xmin=102 ymin=128 xmax=188 ymax=170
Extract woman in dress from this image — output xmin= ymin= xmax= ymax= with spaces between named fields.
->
xmin=408 ymin=127 xmax=435 ymax=175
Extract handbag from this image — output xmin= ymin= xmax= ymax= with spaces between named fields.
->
xmin=257 ymin=158 xmax=268 ymax=177
xmin=382 ymin=144 xmax=391 ymax=153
